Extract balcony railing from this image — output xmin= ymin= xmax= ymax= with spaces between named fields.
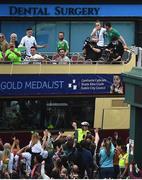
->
xmin=0 ymin=49 xmax=134 ymax=65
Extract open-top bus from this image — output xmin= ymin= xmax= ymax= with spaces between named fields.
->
xmin=0 ymin=50 xmax=136 ymax=143
xmin=0 ymin=0 xmax=140 ymax=143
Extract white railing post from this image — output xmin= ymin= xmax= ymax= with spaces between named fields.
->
xmin=137 ymin=47 xmax=142 ymax=67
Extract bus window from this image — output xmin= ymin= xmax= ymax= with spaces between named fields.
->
xmin=0 ymin=97 xmax=95 ymax=131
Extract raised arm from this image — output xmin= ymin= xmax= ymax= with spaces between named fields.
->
xmin=94 ymin=128 xmax=100 ymax=147
xmin=42 ymin=129 xmax=48 ymax=149
xmin=36 ymin=44 xmax=48 ymax=48
xmin=91 ymin=27 xmax=97 ymax=37
xmin=41 ymin=161 xmax=50 ymax=179
xmin=119 ymin=35 xmax=127 ymax=49
xmin=11 ymin=137 xmax=16 ymax=152
xmin=54 ymin=131 xmax=63 ymax=142
xmin=16 ymin=145 xmax=29 ymax=156
xmin=90 ymin=45 xmax=101 ymax=53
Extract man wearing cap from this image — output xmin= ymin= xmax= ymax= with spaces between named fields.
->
xmin=72 ymin=121 xmax=90 ymax=143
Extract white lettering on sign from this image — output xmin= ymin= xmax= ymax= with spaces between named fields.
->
xmin=0 ymin=81 xmax=23 ymax=90
xmin=25 ymin=81 xmax=64 ymax=89
xmin=0 ymin=81 xmax=64 ymax=90
xmin=80 ymin=78 xmax=107 ymax=90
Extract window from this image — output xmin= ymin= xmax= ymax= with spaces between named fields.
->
xmin=1 ymin=21 xmax=35 ymax=44
xmin=0 ymin=97 xmax=95 ymax=131
xmin=1 ymin=20 xmax=134 ymax=53
xmin=36 ymin=22 xmax=69 ymax=53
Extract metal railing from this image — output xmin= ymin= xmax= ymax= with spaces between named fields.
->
xmin=0 ymin=48 xmax=135 ymax=65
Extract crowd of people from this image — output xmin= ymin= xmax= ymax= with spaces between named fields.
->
xmin=0 ymin=121 xmax=140 ymax=179
xmin=0 ymin=28 xmax=47 ymax=64
xmin=0 ymin=29 xmax=70 ymax=65
xmin=0 ymin=21 xmax=129 ymax=65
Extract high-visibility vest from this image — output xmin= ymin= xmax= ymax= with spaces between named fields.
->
xmin=119 ymin=153 xmax=128 ymax=168
xmin=47 ymin=123 xmax=54 ymax=129
xmin=77 ymin=128 xmax=89 ymax=143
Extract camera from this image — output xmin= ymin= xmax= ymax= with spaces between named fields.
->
xmin=84 ymin=37 xmax=97 ymax=49
xmin=84 ymin=37 xmax=91 ymax=46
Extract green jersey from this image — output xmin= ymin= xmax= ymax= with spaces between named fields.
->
xmin=107 ymin=28 xmax=120 ymax=42
xmin=5 ymin=48 xmax=21 ymax=64
xmin=57 ymin=39 xmax=69 ymax=52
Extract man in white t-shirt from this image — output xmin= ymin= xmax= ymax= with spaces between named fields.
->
xmin=91 ymin=21 xmax=106 ymax=47
xmin=19 ymin=28 xmax=47 ymax=56
xmin=29 ymin=46 xmax=44 ymax=60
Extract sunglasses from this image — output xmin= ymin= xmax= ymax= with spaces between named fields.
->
xmin=114 ymin=78 xmax=120 ymax=81
xmin=0 ymin=36 xmax=4 ymax=38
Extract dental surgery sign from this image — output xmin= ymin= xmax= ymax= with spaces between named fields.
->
xmin=1 ymin=4 xmax=142 ymax=17
xmin=0 ymin=74 xmax=124 ymax=96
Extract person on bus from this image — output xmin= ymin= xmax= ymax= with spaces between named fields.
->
xmin=91 ymin=21 xmax=106 ymax=47
xmin=106 ymin=36 xmax=124 ymax=63
xmin=0 ymin=33 xmax=8 ymax=54
xmin=57 ymin=32 xmax=69 ymax=56
xmin=9 ymin=33 xmax=19 ymax=48
xmin=104 ymin=22 xmax=127 ymax=49
xmin=72 ymin=121 xmax=90 ymax=143
xmin=0 ymin=51 xmax=3 ymax=61
xmin=83 ymin=37 xmax=102 ymax=63
xmin=5 ymin=43 xmax=21 ymax=64
xmin=110 ymin=75 xmax=124 ymax=94
xmin=58 ymin=48 xmax=70 ymax=64
xmin=19 ymin=27 xmax=47 ymax=57
xmin=25 ymin=46 xmax=45 ymax=63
